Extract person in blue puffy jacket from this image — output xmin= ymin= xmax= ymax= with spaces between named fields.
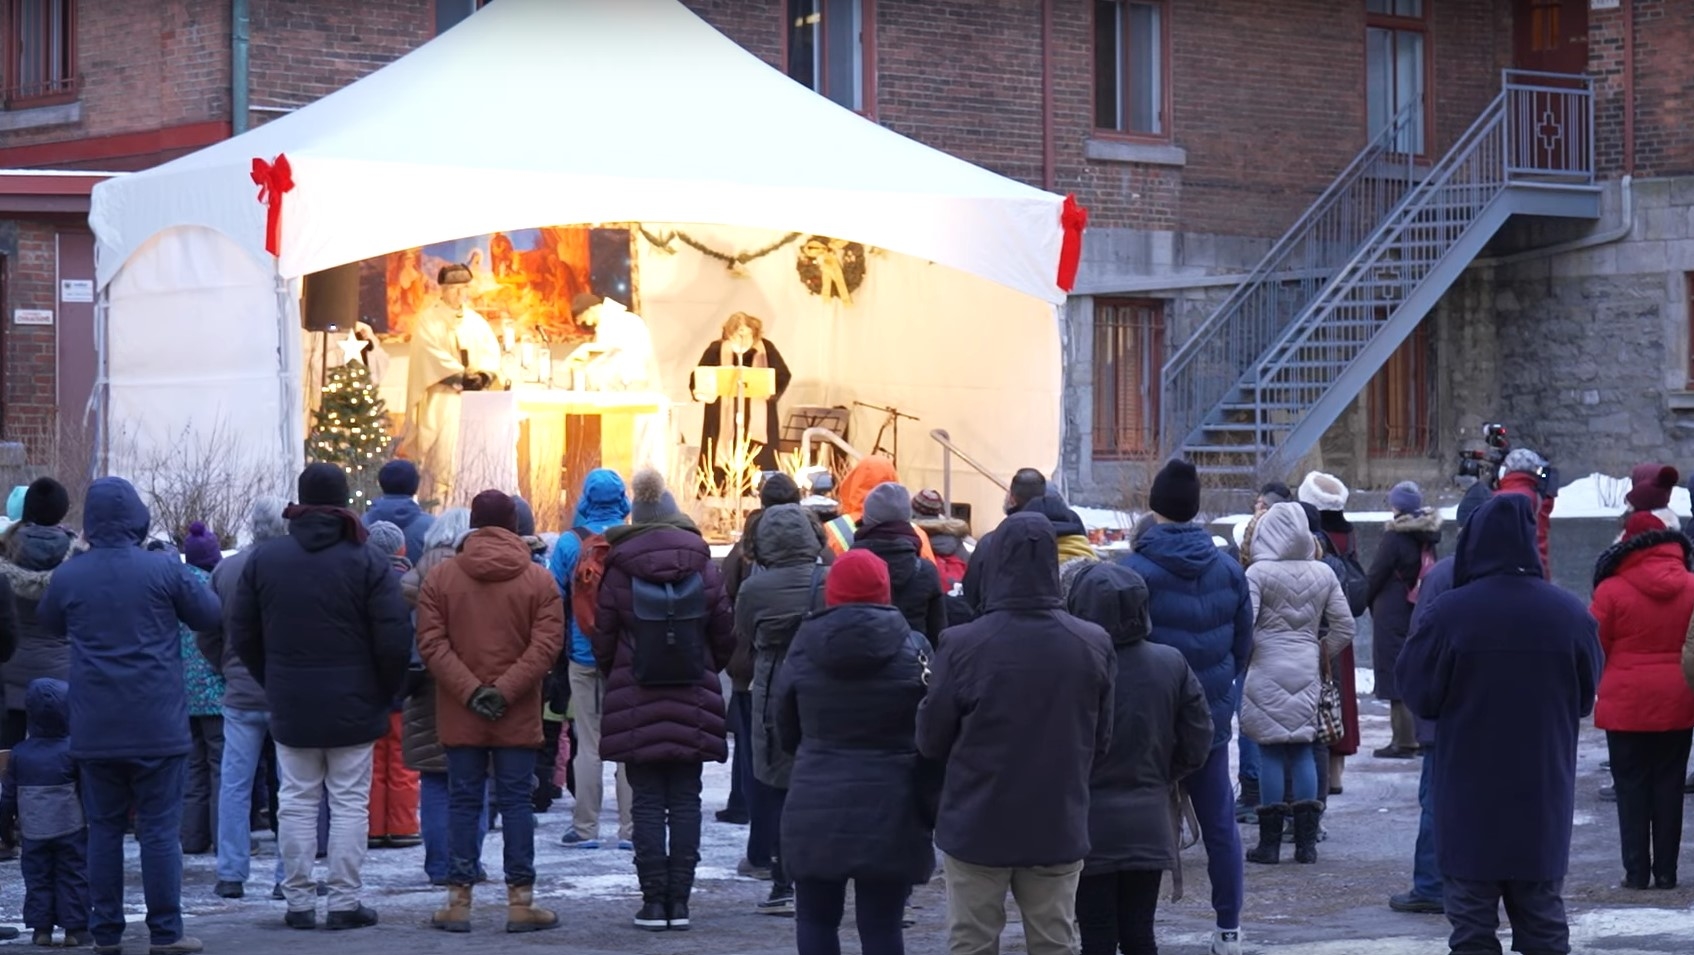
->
xmin=38 ymin=476 xmax=222 ymax=955
xmin=546 ymin=468 xmax=634 ymax=849
xmin=363 ymin=460 xmax=435 ymax=564
xmin=1121 ymin=460 xmax=1253 ymax=955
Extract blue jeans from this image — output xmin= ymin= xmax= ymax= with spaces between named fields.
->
xmin=1413 ymin=743 xmax=1442 ymax=901
xmin=1181 ymin=744 xmax=1243 ymax=930
xmin=446 ymin=747 xmax=536 ymax=886
xmin=1259 ymin=742 xmax=1319 ymax=806
xmin=81 ymin=756 xmax=187 ymax=948
xmin=218 ymin=707 xmax=283 ymax=884
xmin=420 ymin=771 xmax=487 ymax=883
xmin=1235 ymin=676 xmax=1260 ymax=784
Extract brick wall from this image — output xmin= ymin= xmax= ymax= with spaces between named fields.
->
xmin=0 ymin=222 xmax=60 ymax=461
xmin=1620 ymin=0 xmax=1694 ymax=178
xmin=1 ymin=1 xmax=229 ymax=152
xmin=246 ymin=0 xmax=432 ymax=112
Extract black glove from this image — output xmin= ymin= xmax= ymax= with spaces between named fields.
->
xmin=468 ymin=685 xmax=507 ymax=722
xmin=461 ymin=371 xmax=493 ymax=392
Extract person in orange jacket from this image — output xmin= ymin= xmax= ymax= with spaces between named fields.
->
xmin=821 ymin=456 xmax=935 ymax=565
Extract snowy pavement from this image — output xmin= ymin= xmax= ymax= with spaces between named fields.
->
xmin=6 ymin=683 xmax=1694 ymax=952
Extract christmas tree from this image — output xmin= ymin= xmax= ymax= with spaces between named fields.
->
xmin=306 ymin=360 xmax=391 ymax=508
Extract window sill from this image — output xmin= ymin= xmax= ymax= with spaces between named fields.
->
xmin=1668 ymin=391 xmax=1694 ymax=412
xmin=1085 ymin=137 xmax=1187 ymax=167
xmin=0 ymin=100 xmax=82 ymax=133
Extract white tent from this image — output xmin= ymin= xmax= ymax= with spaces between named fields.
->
xmin=88 ymin=0 xmax=1074 ymax=526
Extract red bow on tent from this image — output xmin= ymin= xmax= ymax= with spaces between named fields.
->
xmin=250 ymin=154 xmax=294 ymax=257
xmin=1057 ymin=194 xmax=1088 ymax=293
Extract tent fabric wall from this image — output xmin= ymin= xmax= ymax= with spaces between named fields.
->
xmin=103 ymin=227 xmax=294 ymax=481
xmin=634 ymin=225 xmax=1059 ymax=528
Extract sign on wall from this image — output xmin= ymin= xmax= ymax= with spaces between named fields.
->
xmin=13 ymin=309 xmax=53 ymax=326
xmin=59 ymin=279 xmax=93 ymax=303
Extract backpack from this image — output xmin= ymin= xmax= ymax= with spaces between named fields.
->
xmin=630 ymin=572 xmax=711 ymax=687
xmin=569 ymin=527 xmax=611 ymax=637
xmin=934 ymin=553 xmax=969 ymax=593
xmin=1320 ymin=547 xmax=1370 ymax=617
xmin=1406 ymin=545 xmax=1439 ymax=604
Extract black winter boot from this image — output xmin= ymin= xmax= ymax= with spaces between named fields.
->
xmin=1234 ymin=776 xmax=1261 ymax=823
xmin=634 ymin=862 xmax=669 ymax=932
xmin=1244 ymin=804 xmax=1286 ymax=865
xmin=667 ymin=853 xmax=699 ymax=931
xmin=1292 ymin=800 xmax=1324 ymax=864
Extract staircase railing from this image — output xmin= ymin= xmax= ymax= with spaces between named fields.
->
xmin=930 ymin=429 xmax=1010 ymax=513
xmin=1159 ymin=96 xmax=1424 ymax=456
xmin=1245 ymin=70 xmax=1593 ymax=470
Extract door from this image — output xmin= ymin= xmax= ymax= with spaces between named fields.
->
xmin=1513 ymin=0 xmax=1588 ymax=73
xmin=56 ymin=230 xmax=98 ymax=474
xmin=1510 ymin=0 xmax=1590 ymax=177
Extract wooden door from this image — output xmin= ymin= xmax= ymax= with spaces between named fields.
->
xmin=1513 ymin=0 xmax=1588 ymax=74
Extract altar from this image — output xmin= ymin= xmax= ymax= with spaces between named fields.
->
xmin=455 ymin=388 xmax=665 ymax=531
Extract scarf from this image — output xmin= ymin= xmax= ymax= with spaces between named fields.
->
xmin=282 ymin=504 xmax=369 ymax=544
xmin=713 ymin=340 xmax=770 ymax=468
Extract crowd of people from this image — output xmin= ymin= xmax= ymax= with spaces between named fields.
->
xmin=0 ymin=445 xmax=1690 ymax=955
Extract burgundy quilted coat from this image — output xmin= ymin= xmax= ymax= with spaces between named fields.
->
xmin=592 ymin=520 xmax=735 ymax=764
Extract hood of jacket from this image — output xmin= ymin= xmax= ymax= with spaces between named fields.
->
xmin=609 ymin=523 xmax=712 ymax=583
xmin=605 ymin=511 xmax=700 ymax=546
xmin=1066 ymin=562 xmax=1151 ymax=646
xmin=25 ymin=676 xmax=69 ymax=739
xmin=1593 ymin=528 xmax=1694 ymax=594
xmin=1455 ymin=494 xmax=1543 ymax=585
xmin=287 ymin=508 xmax=359 ymax=553
xmin=5 ymin=522 xmax=74 ymax=572
xmin=838 ymin=456 xmax=899 ymax=522
xmin=368 ymin=494 xmax=424 ymax=526
xmin=575 ymin=468 xmax=631 ymax=533
xmin=1134 ymin=521 xmax=1225 ymax=581
xmin=457 ymin=527 xmax=534 ymax=582
xmin=756 ymin=504 xmax=822 ymax=567
xmin=1386 ymin=507 xmax=1443 ymax=545
xmin=1250 ymin=503 xmax=1314 ymax=563
xmin=806 ymin=603 xmax=912 ymax=678
xmin=1024 ymin=493 xmax=1087 ymax=539
xmin=82 ymin=477 xmax=149 ymax=549
xmin=976 ymin=511 xmax=1062 ymax=612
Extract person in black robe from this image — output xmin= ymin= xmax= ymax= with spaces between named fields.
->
xmin=692 ymin=312 xmax=791 ymax=475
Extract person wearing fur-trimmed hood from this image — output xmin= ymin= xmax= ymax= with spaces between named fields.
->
xmin=1296 ymin=471 xmax=1363 ymax=792
xmin=1364 ymin=482 xmax=1442 ymax=760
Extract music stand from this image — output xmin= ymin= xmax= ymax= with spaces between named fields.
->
xmin=693 ymin=364 xmax=777 ymax=526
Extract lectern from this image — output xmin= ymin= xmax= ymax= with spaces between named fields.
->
xmin=693 ymin=364 xmax=777 ymax=522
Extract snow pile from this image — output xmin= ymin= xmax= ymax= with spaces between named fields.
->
xmin=1551 ymin=472 xmax=1692 ymax=520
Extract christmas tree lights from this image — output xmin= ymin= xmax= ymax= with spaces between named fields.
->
xmin=306 ymin=361 xmax=391 ymax=508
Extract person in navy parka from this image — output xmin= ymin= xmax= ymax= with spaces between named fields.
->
xmin=38 ymin=477 xmax=221 ymax=955
xmin=1121 ymin=459 xmax=1252 ymax=955
xmin=1397 ymin=494 xmax=1602 ymax=955
xmin=0 ymin=677 xmax=88 ymax=947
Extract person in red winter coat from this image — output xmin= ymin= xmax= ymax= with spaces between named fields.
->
xmin=1590 ymin=507 xmax=1694 ymax=890
xmin=1494 ymin=448 xmax=1554 ymax=580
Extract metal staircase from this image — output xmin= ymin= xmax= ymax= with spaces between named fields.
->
xmin=1162 ymin=71 xmax=1601 ymax=478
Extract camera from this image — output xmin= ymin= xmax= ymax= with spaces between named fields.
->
xmin=1457 ymin=422 xmax=1511 ymax=481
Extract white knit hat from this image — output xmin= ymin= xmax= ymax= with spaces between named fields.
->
xmin=1297 ymin=472 xmax=1349 ymax=512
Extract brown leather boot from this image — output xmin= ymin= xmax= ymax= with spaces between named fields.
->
xmin=432 ymin=884 xmax=472 ymax=933
xmin=505 ymin=884 xmax=559 ymax=934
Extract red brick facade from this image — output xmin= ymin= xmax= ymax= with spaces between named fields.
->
xmin=0 ymin=222 xmax=59 ymax=457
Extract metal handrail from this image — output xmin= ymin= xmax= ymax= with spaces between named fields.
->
xmin=1160 ymin=94 xmax=1425 ymax=455
xmin=800 ymin=426 xmax=861 ymax=467
xmin=930 ymin=429 xmax=1010 ymax=512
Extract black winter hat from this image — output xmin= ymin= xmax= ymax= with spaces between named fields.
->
xmin=21 ymin=477 xmax=69 ymax=527
xmin=760 ymin=472 xmax=801 ymax=509
xmin=297 ymin=463 xmax=350 ymax=508
xmin=1148 ymin=459 xmax=1202 ymax=524
xmin=377 ymin=459 xmax=421 ymax=496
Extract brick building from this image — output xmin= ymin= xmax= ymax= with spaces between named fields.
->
xmin=1 ymin=0 xmax=1691 ymax=504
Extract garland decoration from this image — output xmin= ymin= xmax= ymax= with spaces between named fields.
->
xmin=796 ymin=236 xmax=866 ymax=303
xmin=640 ymin=228 xmax=801 ymax=276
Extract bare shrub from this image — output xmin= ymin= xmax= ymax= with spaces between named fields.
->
xmin=113 ymin=419 xmax=290 ymax=548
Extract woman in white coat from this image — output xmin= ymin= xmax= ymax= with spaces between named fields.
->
xmin=1241 ymin=502 xmax=1355 ymax=866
